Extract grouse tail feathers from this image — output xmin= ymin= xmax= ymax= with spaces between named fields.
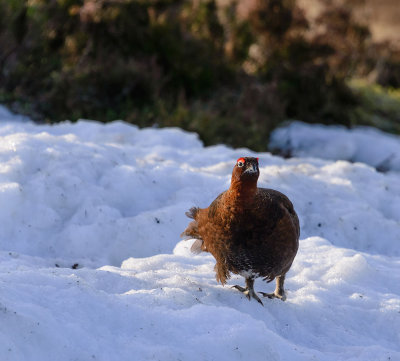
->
xmin=185 ymin=207 xmax=200 ymax=219
xmin=190 ymin=239 xmax=204 ymax=254
xmin=181 ymin=222 xmax=206 ymax=254
xmin=180 ymin=219 xmax=201 ymax=240
xmin=181 ymin=207 xmax=200 ymax=239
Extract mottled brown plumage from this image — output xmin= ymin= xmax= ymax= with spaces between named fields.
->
xmin=182 ymin=157 xmax=299 ymax=304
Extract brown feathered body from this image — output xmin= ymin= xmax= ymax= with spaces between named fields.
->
xmin=182 ymin=157 xmax=299 ymax=295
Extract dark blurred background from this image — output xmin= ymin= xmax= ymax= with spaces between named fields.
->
xmin=1 ymin=0 xmax=400 ymax=150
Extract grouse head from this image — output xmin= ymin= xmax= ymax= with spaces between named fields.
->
xmin=231 ymin=157 xmax=259 ymax=187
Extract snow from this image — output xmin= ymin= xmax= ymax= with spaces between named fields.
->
xmin=0 ymin=106 xmax=399 ymax=361
xmin=270 ymin=121 xmax=400 ymax=172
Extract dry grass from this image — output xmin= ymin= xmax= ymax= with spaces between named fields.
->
xmin=296 ymin=0 xmax=400 ymax=47
xmin=361 ymin=0 xmax=400 ymax=46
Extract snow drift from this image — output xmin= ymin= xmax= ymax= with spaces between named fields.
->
xmin=270 ymin=121 xmax=400 ymax=172
xmin=0 ymin=107 xmax=399 ymax=361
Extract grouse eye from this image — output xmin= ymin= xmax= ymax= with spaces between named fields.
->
xmin=236 ymin=157 xmax=245 ymax=167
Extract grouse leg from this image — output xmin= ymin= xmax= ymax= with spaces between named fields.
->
xmin=232 ymin=277 xmax=264 ymax=306
xmin=259 ymin=274 xmax=286 ymax=301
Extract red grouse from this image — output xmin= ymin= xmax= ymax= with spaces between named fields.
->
xmin=182 ymin=157 xmax=299 ymax=305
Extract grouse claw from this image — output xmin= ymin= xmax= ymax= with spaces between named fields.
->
xmin=232 ymin=285 xmax=264 ymax=306
xmin=259 ymin=291 xmax=287 ymax=301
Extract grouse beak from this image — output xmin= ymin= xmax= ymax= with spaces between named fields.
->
xmin=243 ymin=163 xmax=258 ymax=174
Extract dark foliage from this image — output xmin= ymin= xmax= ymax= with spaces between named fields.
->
xmin=0 ymin=0 xmax=397 ymax=150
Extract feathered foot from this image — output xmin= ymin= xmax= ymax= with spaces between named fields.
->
xmin=259 ymin=275 xmax=287 ymax=301
xmin=232 ymin=277 xmax=263 ymax=306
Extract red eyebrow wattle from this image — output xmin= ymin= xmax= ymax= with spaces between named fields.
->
xmin=237 ymin=157 xmax=245 ymax=163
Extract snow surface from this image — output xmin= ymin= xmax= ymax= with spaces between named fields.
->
xmin=0 ymin=106 xmax=399 ymax=361
xmin=270 ymin=121 xmax=400 ymax=172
